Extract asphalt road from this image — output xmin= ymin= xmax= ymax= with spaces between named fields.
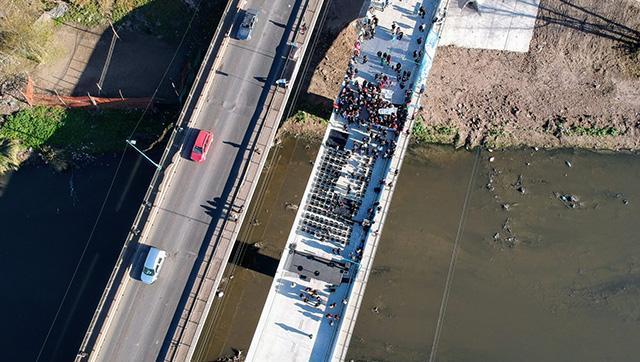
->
xmin=94 ymin=0 xmax=300 ymax=360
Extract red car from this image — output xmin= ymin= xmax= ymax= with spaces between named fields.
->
xmin=190 ymin=130 xmax=213 ymax=162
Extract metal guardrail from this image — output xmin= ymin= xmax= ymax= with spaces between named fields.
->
xmin=75 ymin=1 xmax=240 ymax=360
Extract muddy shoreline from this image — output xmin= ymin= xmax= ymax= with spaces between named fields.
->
xmin=418 ymin=0 xmax=640 ymax=152
xmin=278 ymin=115 xmax=640 ymax=154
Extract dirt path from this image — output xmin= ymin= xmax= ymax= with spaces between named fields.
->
xmin=419 ymin=0 xmax=640 ymax=151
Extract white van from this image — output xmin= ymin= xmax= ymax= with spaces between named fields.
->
xmin=141 ymin=247 xmax=167 ymax=285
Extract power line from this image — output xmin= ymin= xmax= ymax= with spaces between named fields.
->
xmin=35 ymin=1 xmax=206 ymax=359
xmin=428 ymin=147 xmax=481 ymax=362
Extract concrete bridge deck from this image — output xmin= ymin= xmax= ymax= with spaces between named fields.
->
xmin=246 ymin=0 xmax=449 ymax=361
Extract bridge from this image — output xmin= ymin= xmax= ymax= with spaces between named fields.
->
xmin=75 ymin=0 xmax=326 ymax=360
xmin=245 ymin=0 xmax=449 ymax=360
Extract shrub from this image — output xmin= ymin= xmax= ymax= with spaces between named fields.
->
xmin=0 ymin=139 xmax=24 ymax=174
xmin=412 ymin=117 xmax=457 ymax=144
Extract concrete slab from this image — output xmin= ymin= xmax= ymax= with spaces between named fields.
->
xmin=439 ymin=0 xmax=541 ymax=52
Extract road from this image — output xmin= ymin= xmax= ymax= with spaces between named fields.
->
xmin=93 ymin=0 xmax=300 ymax=360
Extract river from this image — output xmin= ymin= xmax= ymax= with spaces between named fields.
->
xmin=0 ymin=152 xmax=157 ymax=361
xmin=348 ymin=145 xmax=640 ymax=362
xmin=196 ymin=138 xmax=640 ymax=362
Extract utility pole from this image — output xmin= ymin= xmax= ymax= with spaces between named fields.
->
xmin=126 ymin=139 xmax=161 ymax=170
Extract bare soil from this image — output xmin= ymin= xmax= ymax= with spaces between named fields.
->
xmin=303 ymin=21 xmax=358 ymax=106
xmin=293 ymin=0 xmax=363 ymax=115
xmin=279 ymin=0 xmax=363 ymax=140
xmin=33 ymin=23 xmax=186 ymax=99
xmin=419 ymin=0 xmax=640 ymax=151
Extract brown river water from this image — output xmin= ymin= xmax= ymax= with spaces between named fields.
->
xmin=195 ymin=137 xmax=640 ymax=362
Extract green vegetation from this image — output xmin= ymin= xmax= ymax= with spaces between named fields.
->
xmin=289 ymin=110 xmax=328 ymax=125
xmin=0 ymin=139 xmax=23 ymax=174
xmin=60 ymin=0 xmax=193 ymax=41
xmin=411 ymin=117 xmax=458 ymax=145
xmin=0 ymin=0 xmax=54 ymax=83
xmin=567 ymin=125 xmax=620 ymax=137
xmin=0 ymin=106 xmax=170 ymax=153
xmin=484 ymin=126 xmax=506 ymax=149
xmin=279 ymin=110 xmax=328 ymax=140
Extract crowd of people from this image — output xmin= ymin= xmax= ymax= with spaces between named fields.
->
xmin=293 ymin=284 xmax=348 ymax=328
xmin=361 ymin=13 xmax=379 ymax=40
xmin=334 ymin=80 xmax=410 ymax=133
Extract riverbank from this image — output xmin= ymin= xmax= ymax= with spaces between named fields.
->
xmin=419 ymin=0 xmax=640 ymax=151
xmin=0 ymin=105 xmax=174 ymax=173
xmin=277 ymin=0 xmax=364 ymax=141
xmin=0 ymin=0 xmax=225 ymax=174
xmin=280 ymin=0 xmax=640 ymax=151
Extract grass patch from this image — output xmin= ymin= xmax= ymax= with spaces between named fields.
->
xmin=0 ymin=0 xmax=54 ymax=83
xmin=279 ymin=110 xmax=328 ymax=140
xmin=484 ymin=127 xmax=506 ymax=149
xmin=58 ymin=1 xmax=106 ymax=27
xmin=567 ymin=125 xmax=620 ymax=137
xmin=412 ymin=117 xmax=457 ymax=145
xmin=0 ymin=106 xmax=171 ymax=153
xmin=289 ymin=110 xmax=328 ymax=125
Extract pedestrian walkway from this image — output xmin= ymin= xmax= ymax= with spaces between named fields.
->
xmin=245 ymin=1 xmax=444 ymax=361
xmin=439 ymin=0 xmax=541 ymax=52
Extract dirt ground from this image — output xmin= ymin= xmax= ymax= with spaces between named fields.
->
xmin=278 ymin=0 xmax=363 ymax=140
xmin=420 ymin=0 xmax=640 ymax=151
xmin=33 ymin=23 xmax=186 ymax=100
xmin=295 ymin=0 xmax=363 ymax=112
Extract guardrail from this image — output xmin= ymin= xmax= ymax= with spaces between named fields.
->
xmin=75 ymin=1 xmax=240 ymax=360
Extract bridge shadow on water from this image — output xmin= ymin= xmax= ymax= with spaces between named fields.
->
xmin=229 ymin=240 xmax=280 ymax=277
